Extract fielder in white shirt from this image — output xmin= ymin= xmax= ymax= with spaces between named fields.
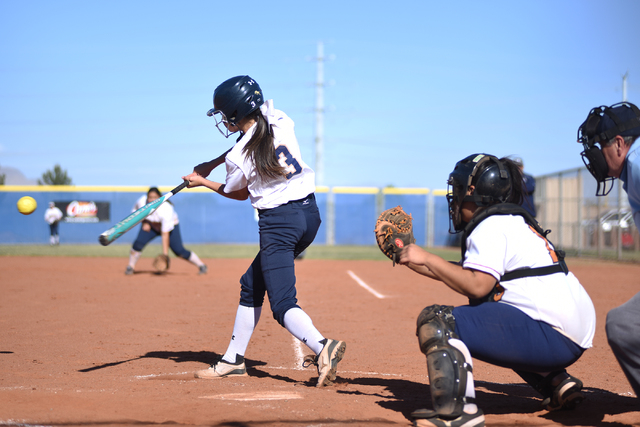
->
xmin=125 ymin=187 xmax=206 ymax=275
xmin=398 ymin=154 xmax=596 ymax=427
xmin=44 ymin=201 xmax=63 ymax=245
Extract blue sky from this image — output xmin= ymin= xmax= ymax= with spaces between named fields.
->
xmin=2 ymin=1 xmax=640 ymax=190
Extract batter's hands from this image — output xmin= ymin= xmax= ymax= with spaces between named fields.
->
xmin=182 ymin=172 xmax=206 ymax=188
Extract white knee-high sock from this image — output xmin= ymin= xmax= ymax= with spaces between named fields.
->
xmin=449 ymin=338 xmax=478 ymax=414
xmin=222 ymin=305 xmax=262 ymax=363
xmin=283 ymin=307 xmax=325 ymax=355
xmin=128 ymin=250 xmax=141 ymax=268
xmin=188 ymin=251 xmax=205 ymax=267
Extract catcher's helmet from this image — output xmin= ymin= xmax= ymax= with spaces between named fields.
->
xmin=207 ymin=75 xmax=264 ymax=137
xmin=447 ymin=154 xmax=511 ymax=232
xmin=577 ymin=102 xmax=640 ymax=196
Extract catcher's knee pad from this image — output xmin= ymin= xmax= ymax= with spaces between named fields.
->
xmin=416 ymin=304 xmax=457 ymax=354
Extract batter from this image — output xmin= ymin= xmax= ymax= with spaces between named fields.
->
xmin=183 ymin=75 xmax=346 ymax=387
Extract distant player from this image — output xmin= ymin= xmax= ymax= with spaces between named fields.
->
xmin=125 ymin=187 xmax=207 ymax=275
xmin=398 ymin=154 xmax=596 ymax=427
xmin=513 ymin=157 xmax=536 ymax=217
xmin=44 ymin=201 xmax=63 ymax=246
xmin=183 ymin=75 xmax=346 ymax=386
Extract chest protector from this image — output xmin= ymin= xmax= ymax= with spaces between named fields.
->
xmin=460 ymin=203 xmax=569 ymax=306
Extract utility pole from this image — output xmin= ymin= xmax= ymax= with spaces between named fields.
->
xmin=314 ymin=41 xmax=325 ymax=186
xmin=623 ymin=71 xmax=629 ymax=102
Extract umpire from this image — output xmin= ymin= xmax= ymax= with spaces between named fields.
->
xmin=577 ymin=101 xmax=640 ymax=398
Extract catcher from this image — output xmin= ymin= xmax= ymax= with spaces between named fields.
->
xmin=124 ymin=187 xmax=207 ymax=275
xmin=392 ymin=154 xmax=596 ymax=427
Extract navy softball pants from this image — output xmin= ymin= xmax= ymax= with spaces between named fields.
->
xmin=131 ymin=223 xmax=191 ymax=259
xmin=239 ymin=194 xmax=321 ymax=326
xmin=452 ymin=302 xmax=584 ymax=372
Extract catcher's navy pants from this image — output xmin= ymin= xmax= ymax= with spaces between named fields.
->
xmin=239 ymin=193 xmax=320 ymax=326
xmin=131 ymin=223 xmax=191 ymax=259
xmin=453 ymin=302 xmax=584 ymax=372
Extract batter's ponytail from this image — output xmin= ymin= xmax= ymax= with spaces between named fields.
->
xmin=242 ymin=110 xmax=286 ymax=181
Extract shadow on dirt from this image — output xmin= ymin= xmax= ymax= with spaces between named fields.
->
xmin=339 ymin=376 xmax=639 ymax=427
xmin=78 ymin=350 xmax=268 ymax=373
xmin=78 ymin=352 xmax=638 ymax=426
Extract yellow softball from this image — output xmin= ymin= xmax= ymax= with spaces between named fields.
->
xmin=17 ymin=196 xmax=37 ymax=215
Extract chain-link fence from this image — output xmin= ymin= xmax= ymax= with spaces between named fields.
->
xmin=535 ymin=167 xmax=639 ymax=262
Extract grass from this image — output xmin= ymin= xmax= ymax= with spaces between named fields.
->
xmin=0 ymin=243 xmax=462 ymax=262
xmin=5 ymin=244 xmax=636 ymax=263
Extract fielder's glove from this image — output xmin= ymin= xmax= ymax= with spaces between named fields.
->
xmin=152 ymin=254 xmax=170 ymax=273
xmin=374 ymin=206 xmax=416 ymax=266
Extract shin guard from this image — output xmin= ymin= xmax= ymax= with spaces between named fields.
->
xmin=417 ymin=304 xmax=473 ymax=419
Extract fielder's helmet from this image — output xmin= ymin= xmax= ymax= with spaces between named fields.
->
xmin=447 ymin=154 xmax=511 ymax=232
xmin=208 ymin=76 xmax=263 ymax=125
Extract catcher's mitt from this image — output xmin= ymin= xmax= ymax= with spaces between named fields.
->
xmin=374 ymin=206 xmax=415 ymax=266
xmin=152 ymin=254 xmax=170 ymax=273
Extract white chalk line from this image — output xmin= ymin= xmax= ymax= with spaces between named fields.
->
xmin=199 ymin=391 xmax=303 ymax=401
xmin=133 ymin=367 xmax=408 ymax=379
xmin=347 ymin=270 xmax=386 ymax=299
xmin=292 ymin=335 xmax=306 ymax=370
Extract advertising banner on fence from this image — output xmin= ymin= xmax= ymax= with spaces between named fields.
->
xmin=53 ymin=201 xmax=111 ymax=223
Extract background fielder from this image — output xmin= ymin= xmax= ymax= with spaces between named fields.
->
xmin=125 ymin=187 xmax=207 ymax=275
xmin=44 ymin=201 xmax=63 ymax=246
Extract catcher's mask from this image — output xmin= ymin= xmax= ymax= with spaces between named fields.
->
xmin=577 ymin=102 xmax=640 ymax=196
xmin=207 ymin=75 xmax=264 ymax=138
xmin=447 ymin=154 xmax=511 ymax=233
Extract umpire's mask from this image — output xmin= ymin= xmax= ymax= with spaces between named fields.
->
xmin=578 ymin=102 xmax=640 ymax=196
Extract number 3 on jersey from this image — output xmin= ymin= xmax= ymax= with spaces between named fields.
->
xmin=275 ymin=145 xmax=302 ymax=179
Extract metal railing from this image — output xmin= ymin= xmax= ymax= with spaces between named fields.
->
xmin=535 ymin=167 xmax=639 ymax=262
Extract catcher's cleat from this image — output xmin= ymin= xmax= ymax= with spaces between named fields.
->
xmin=195 ymin=355 xmax=247 ymax=379
xmin=412 ymin=407 xmax=485 ymax=427
xmin=198 ymin=265 xmax=208 ymax=275
xmin=303 ymin=338 xmax=346 ymax=387
xmin=541 ymin=375 xmax=584 ymax=411
xmin=125 ymin=266 xmax=134 ymax=275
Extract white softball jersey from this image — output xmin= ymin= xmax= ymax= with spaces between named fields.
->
xmin=44 ymin=207 xmax=63 ymax=224
xmin=463 ymin=214 xmax=596 ymax=349
xmin=133 ymin=195 xmax=179 ymax=233
xmin=223 ymin=99 xmax=316 ymax=210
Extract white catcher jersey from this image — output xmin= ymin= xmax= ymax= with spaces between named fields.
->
xmin=463 ymin=214 xmax=596 ymax=349
xmin=133 ymin=194 xmax=179 ymax=233
xmin=223 ymin=99 xmax=315 ymax=210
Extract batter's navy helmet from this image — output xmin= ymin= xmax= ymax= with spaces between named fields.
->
xmin=207 ymin=75 xmax=264 ymax=127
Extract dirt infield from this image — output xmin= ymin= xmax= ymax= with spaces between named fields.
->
xmin=0 ymin=255 xmax=639 ymax=426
